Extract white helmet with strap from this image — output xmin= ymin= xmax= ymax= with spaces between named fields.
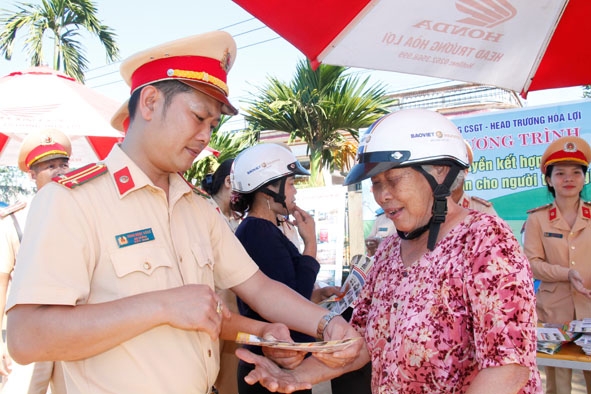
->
xmin=231 ymin=143 xmax=309 ymax=194
xmin=345 ymin=109 xmax=469 ymax=251
xmin=345 ymin=109 xmax=469 ymax=185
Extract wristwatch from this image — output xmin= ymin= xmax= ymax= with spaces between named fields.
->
xmin=316 ymin=311 xmax=339 ymax=339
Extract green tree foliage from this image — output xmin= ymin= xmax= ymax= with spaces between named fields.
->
xmin=0 ymin=0 xmax=119 ymax=82
xmin=243 ymin=59 xmax=396 ymax=186
xmin=0 ymin=166 xmax=34 ymax=203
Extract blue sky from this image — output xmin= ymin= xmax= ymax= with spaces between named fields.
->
xmin=0 ymin=0 xmax=585 ymax=132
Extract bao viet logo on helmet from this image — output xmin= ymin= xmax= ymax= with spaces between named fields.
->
xmin=245 ymin=159 xmax=280 ymax=175
xmin=435 ymin=130 xmax=444 ymax=138
xmin=246 ymin=165 xmax=261 ymax=175
xmin=455 ymin=0 xmax=517 ymax=28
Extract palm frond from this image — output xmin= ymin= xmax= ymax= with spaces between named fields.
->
xmin=0 ymin=0 xmax=119 ymax=81
xmin=242 ymin=59 xmax=394 ymax=185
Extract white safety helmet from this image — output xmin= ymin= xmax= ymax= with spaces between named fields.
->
xmin=345 ymin=109 xmax=469 ymax=251
xmin=344 ymin=109 xmax=469 ymax=185
xmin=231 ymin=143 xmax=310 ymax=194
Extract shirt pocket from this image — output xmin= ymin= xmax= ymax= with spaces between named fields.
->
xmin=110 ymin=245 xmax=173 ymax=277
xmin=190 ymin=242 xmax=215 ymax=288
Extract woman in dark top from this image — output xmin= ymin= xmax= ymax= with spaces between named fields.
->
xmin=230 ymin=143 xmax=320 ymax=394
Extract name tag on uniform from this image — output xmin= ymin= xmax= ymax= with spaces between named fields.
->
xmin=543 ymin=232 xmax=563 ymax=238
xmin=115 ymin=228 xmax=155 ymax=248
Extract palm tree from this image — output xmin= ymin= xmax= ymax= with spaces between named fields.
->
xmin=243 ymin=59 xmax=397 ymax=186
xmin=0 ymin=0 xmax=119 ymax=82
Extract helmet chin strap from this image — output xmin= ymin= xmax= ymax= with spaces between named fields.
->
xmin=397 ymin=166 xmax=461 ymax=251
xmin=260 ymin=177 xmax=290 ymax=218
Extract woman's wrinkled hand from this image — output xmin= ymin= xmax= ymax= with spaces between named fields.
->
xmin=313 ymin=316 xmax=363 ymax=368
xmin=236 ymin=348 xmax=313 ymax=393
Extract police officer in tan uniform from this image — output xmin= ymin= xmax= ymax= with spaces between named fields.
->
xmin=454 ymin=140 xmax=497 ymax=215
xmin=0 ymin=129 xmax=70 ymax=394
xmin=5 ymin=31 xmax=361 ymax=394
xmin=454 ymin=190 xmax=497 ymax=214
xmin=523 ymin=136 xmax=591 ymax=394
xmin=367 ymin=208 xmax=396 ymax=239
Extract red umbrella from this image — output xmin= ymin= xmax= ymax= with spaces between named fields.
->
xmin=232 ymin=0 xmax=590 ymax=97
xmin=0 ymin=66 xmax=124 ymax=168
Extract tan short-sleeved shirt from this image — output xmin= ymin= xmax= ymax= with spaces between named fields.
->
xmin=0 ymin=203 xmax=28 ymax=274
xmin=523 ymin=200 xmax=591 ymax=323
xmin=7 ymin=145 xmax=259 ymax=394
xmin=457 ymin=192 xmax=497 ymax=215
xmin=368 ymin=213 xmax=396 ymax=239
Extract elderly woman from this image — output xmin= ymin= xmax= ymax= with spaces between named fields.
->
xmin=523 ymin=136 xmax=591 ymax=394
xmin=236 ymin=109 xmax=541 ymax=393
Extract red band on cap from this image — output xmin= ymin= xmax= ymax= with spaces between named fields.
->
xmin=544 ymin=150 xmax=589 ymax=168
xmin=25 ymin=143 xmax=69 ymax=169
xmin=130 ymin=56 xmax=227 ymax=94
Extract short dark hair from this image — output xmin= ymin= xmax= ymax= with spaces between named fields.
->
xmin=127 ymin=80 xmax=193 ymax=124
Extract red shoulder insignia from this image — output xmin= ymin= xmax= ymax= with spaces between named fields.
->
xmin=526 ymin=203 xmax=552 ymax=215
xmin=470 ymin=195 xmax=492 ymax=207
xmin=582 ymin=203 xmax=591 ymax=219
xmin=548 ymin=207 xmax=557 ymax=221
xmin=0 ymin=200 xmax=26 ymax=219
xmin=461 ymin=196 xmax=470 ymax=208
xmin=53 ymin=163 xmax=108 ymax=189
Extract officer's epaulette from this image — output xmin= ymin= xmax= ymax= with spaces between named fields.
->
xmin=192 ymin=185 xmax=211 ymax=199
xmin=470 ymin=195 xmax=492 ymax=207
xmin=526 ymin=203 xmax=553 ymax=214
xmin=177 ymin=174 xmax=211 ymax=199
xmin=53 ymin=163 xmax=108 ymax=189
xmin=0 ymin=200 xmax=26 ymax=219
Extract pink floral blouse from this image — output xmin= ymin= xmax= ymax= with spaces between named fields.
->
xmin=351 ymin=211 xmax=542 ymax=393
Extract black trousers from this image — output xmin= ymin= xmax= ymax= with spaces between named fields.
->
xmin=330 ymin=362 xmax=372 ymax=394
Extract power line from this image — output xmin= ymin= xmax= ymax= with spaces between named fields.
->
xmin=230 ymin=25 xmax=268 ymax=38
xmin=85 ymin=17 xmax=260 ymax=76
xmin=85 ymin=19 xmax=472 ymax=107
xmin=87 ymin=31 xmax=284 ymax=90
xmin=216 ymin=17 xmax=256 ymax=31
xmin=87 ymin=20 xmax=281 ymax=89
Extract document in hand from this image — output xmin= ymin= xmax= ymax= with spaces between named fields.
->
xmin=235 ymin=332 xmax=361 ymax=353
xmin=318 ymin=255 xmax=373 ymax=314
